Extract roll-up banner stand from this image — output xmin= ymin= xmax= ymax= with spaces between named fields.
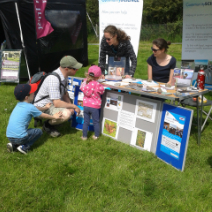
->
xmin=182 ymin=0 xmax=212 ymax=60
xmin=99 ymin=0 xmax=143 ymax=57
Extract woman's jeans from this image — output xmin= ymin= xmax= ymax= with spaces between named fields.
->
xmin=8 ymin=128 xmax=43 ymax=149
xmin=83 ymin=106 xmax=100 ymax=137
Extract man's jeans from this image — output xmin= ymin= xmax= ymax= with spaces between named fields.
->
xmin=8 ymin=128 xmax=43 ymax=149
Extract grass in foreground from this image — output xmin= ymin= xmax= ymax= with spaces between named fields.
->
xmin=0 ymin=44 xmax=212 ymax=211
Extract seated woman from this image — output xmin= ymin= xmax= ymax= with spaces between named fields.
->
xmin=99 ymin=25 xmax=137 ymax=78
xmin=147 ymin=38 xmax=176 ymax=84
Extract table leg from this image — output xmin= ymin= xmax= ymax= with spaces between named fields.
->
xmin=197 ymin=95 xmax=203 ymax=145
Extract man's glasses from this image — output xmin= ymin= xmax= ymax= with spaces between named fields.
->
xmin=67 ymin=67 xmax=77 ymax=70
xmin=105 ymin=36 xmax=113 ymax=41
xmin=151 ymin=47 xmax=160 ymax=52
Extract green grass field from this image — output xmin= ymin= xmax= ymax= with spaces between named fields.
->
xmin=1 ymin=43 xmax=212 ymax=211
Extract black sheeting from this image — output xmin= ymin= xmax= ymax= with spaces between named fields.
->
xmin=0 ymin=0 xmax=88 ymax=76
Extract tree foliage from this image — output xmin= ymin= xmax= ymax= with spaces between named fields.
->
xmin=86 ymin=0 xmax=99 ymax=33
xmin=142 ymin=0 xmax=183 ymax=24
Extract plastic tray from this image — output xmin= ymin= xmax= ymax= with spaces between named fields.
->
xmin=105 ymin=75 xmax=122 ymax=81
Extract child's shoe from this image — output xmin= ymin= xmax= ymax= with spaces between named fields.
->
xmin=7 ymin=143 xmax=16 ymax=152
xmin=17 ymin=145 xmax=29 ymax=155
xmin=92 ymin=135 xmax=98 ymax=140
xmin=81 ymin=136 xmax=87 ymax=141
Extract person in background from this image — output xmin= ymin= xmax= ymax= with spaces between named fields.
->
xmin=80 ymin=65 xmax=105 ymax=140
xmin=99 ymin=25 xmax=137 ymax=78
xmin=34 ymin=55 xmax=82 ymax=137
xmin=6 ymin=84 xmax=62 ymax=155
xmin=147 ymin=38 xmax=176 ymax=84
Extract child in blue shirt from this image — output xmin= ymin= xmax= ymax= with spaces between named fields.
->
xmin=6 ymin=84 xmax=62 ymax=154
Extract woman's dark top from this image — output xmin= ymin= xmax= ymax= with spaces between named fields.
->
xmin=99 ymin=37 xmax=137 ymax=76
xmin=147 ymin=54 xmax=176 ymax=83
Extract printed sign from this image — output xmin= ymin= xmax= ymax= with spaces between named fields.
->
xmin=0 ymin=50 xmax=22 ymax=82
xmin=99 ymin=0 xmax=143 ymax=57
xmin=182 ymin=0 xmax=212 ymax=60
xmin=156 ymin=103 xmax=193 ymax=171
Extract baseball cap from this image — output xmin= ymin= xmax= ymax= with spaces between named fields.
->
xmin=60 ymin=55 xmax=82 ymax=69
xmin=88 ymin=65 xmax=102 ymax=78
xmin=14 ymin=83 xmax=38 ymax=101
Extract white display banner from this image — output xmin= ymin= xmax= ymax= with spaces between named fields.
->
xmin=182 ymin=0 xmax=212 ymax=60
xmin=99 ymin=0 xmax=143 ymax=57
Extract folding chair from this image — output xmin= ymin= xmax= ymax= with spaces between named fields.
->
xmin=180 ymin=98 xmax=212 ymax=131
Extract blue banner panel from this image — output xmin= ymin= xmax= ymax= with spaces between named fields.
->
xmin=156 ymin=103 xmax=193 ymax=171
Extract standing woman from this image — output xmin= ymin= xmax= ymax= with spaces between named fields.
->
xmin=147 ymin=38 xmax=176 ymax=84
xmin=99 ymin=25 xmax=137 ymax=78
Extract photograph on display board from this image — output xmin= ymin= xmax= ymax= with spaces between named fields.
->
xmin=102 ymin=118 xmax=119 ymax=139
xmin=108 ymin=67 xmax=116 ymax=75
xmin=160 ymin=111 xmax=186 ymax=160
xmin=181 ymin=60 xmax=195 ymax=70
xmin=77 ymin=100 xmax=83 ymax=107
xmin=116 ymin=67 xmax=125 ymax=76
xmin=194 ymin=60 xmax=208 ymax=72
xmin=131 ymin=128 xmax=153 ymax=152
xmin=173 ymin=68 xmax=194 ymax=79
xmin=105 ymin=92 xmax=123 ymax=111
xmin=0 ymin=50 xmax=21 ymax=82
xmin=108 ymin=67 xmax=124 ymax=76
xmin=135 ymin=99 xmax=157 ymax=123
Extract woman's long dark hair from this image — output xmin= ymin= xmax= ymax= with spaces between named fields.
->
xmin=104 ymin=25 xmax=130 ymax=42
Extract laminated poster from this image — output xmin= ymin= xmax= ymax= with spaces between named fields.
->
xmin=105 ymin=92 xmax=123 ymax=111
xmin=135 ymin=99 xmax=157 ymax=123
xmin=156 ymin=103 xmax=193 ymax=171
xmin=102 ymin=117 xmax=119 ymax=139
xmin=160 ymin=111 xmax=185 ymax=160
xmin=131 ymin=128 xmax=153 ymax=152
xmin=118 ymin=110 xmax=135 ymax=131
xmin=0 ymin=50 xmax=22 ymax=82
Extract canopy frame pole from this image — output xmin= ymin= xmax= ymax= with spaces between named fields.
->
xmin=15 ymin=2 xmax=31 ymax=80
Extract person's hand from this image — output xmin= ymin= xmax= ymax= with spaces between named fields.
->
xmin=167 ymin=81 xmax=172 ymax=85
xmin=75 ymin=106 xmax=81 ymax=116
xmin=53 ymin=111 xmax=63 ymax=119
xmin=125 ymin=75 xmax=132 ymax=78
xmin=44 ymin=103 xmax=52 ymax=110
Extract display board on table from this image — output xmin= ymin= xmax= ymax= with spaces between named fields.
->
xmin=101 ymin=90 xmax=163 ymax=153
xmin=99 ymin=0 xmax=143 ymax=57
xmin=180 ymin=60 xmax=212 ymax=85
xmin=68 ymin=77 xmax=95 ymax=132
xmin=182 ymin=0 xmax=212 ymax=60
xmin=156 ymin=103 xmax=193 ymax=171
xmin=0 ymin=50 xmax=22 ymax=83
xmin=107 ymin=56 xmax=126 ymax=76
xmin=172 ymin=68 xmax=194 ymax=87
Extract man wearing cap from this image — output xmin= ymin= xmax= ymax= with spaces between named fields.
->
xmin=34 ymin=55 xmax=82 ymax=137
xmin=6 ymin=84 xmax=62 ymax=154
